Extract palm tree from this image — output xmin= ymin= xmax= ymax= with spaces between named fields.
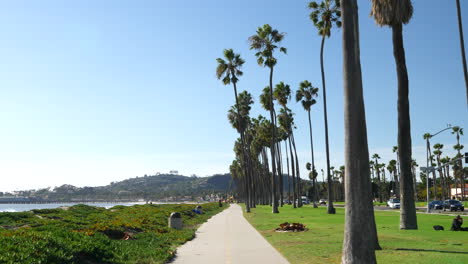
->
xmin=369 ymin=160 xmax=375 ymax=181
xmin=388 ymin=159 xmax=399 ymax=197
xmin=306 ymin=162 xmax=319 ymax=207
xmin=371 ymin=154 xmax=383 ymax=202
xmin=452 ymin=126 xmax=465 ymax=200
xmin=411 ymin=159 xmax=418 ymax=201
xmin=392 ymin=146 xmax=400 ymax=187
xmin=454 ymin=0 xmax=468 ymax=106
xmin=433 ymin=143 xmax=445 ymax=199
xmin=296 ymin=80 xmax=319 ymax=207
xmin=249 ymin=24 xmax=286 ymax=213
xmin=273 ymin=81 xmax=293 ymax=207
xmin=341 ymin=0 xmax=379 ymax=261
xmin=308 ymin=0 xmax=341 ymax=214
xmin=371 ymin=0 xmax=417 ymax=230
xmin=216 ymin=49 xmax=252 ymax=212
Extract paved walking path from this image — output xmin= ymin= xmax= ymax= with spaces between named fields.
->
xmin=171 ymin=204 xmax=290 ymax=264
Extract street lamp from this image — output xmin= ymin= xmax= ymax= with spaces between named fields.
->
xmin=423 ymin=124 xmax=452 ymax=213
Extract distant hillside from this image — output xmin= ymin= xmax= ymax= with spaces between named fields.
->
xmin=1 ymin=173 xmax=235 ymax=202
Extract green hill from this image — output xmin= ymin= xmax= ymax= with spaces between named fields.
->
xmin=3 ymin=173 xmax=235 ymax=202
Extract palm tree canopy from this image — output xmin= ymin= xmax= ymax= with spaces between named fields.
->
xmin=227 ymin=91 xmax=253 ymax=133
xmin=216 ymin=49 xmax=245 ymax=85
xmin=423 ymin=133 xmax=432 ymax=140
xmin=260 ymin=86 xmax=274 ymax=111
xmin=452 ymin=126 xmax=464 ymax=135
xmin=372 ymin=153 xmax=381 ymax=160
xmin=296 ymin=80 xmax=319 ymax=111
xmin=277 ymin=107 xmax=294 ymax=135
xmin=433 ymin=143 xmax=444 ymax=150
xmin=370 ymin=0 xmax=413 ymax=27
xmin=248 ymin=24 xmax=286 ymax=68
xmin=273 ymin=82 xmax=291 ymax=107
xmin=392 ymin=146 xmax=398 ymax=153
xmin=308 ymin=0 xmax=341 ymax=37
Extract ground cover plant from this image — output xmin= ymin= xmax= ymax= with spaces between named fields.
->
xmin=0 ymin=203 xmax=224 ymax=264
xmin=243 ymin=205 xmax=468 ymax=264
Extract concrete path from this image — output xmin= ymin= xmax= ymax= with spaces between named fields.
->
xmin=171 ymin=204 xmax=290 ymax=264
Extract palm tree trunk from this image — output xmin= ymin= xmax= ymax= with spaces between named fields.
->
xmin=308 ymin=110 xmax=318 ymax=207
xmin=455 ymin=0 xmax=468 ymax=107
xmin=277 ymin=141 xmax=284 ymax=206
xmin=447 ymin=164 xmax=452 ymax=199
xmin=232 ymin=82 xmax=251 ymax=213
xmin=288 ymin=136 xmax=297 ymax=208
xmin=392 ymin=22 xmax=418 ymax=229
xmin=268 ymin=67 xmax=279 ymax=213
xmin=291 ymin=133 xmax=302 ymax=207
xmin=285 ymin=140 xmax=291 ymax=204
xmin=320 ymin=34 xmax=335 ymax=214
xmin=432 ymin=165 xmax=437 ymax=199
xmin=375 ymin=161 xmax=382 ymax=203
xmin=341 ymin=1 xmax=378 ymax=262
xmin=412 ymin=166 xmax=417 ymax=201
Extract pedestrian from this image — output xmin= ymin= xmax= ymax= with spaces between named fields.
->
xmin=451 ymin=215 xmax=465 ymax=231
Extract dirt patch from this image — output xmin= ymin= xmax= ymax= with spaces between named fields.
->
xmin=275 ymin=222 xmax=308 ymax=232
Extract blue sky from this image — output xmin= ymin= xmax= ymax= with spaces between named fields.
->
xmin=0 ymin=0 xmax=466 ymax=191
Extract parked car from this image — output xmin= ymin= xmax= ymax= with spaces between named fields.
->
xmin=296 ymin=196 xmax=310 ymax=204
xmin=387 ymin=198 xmax=400 ymax=209
xmin=319 ymin=199 xmax=327 ymax=205
xmin=428 ymin=200 xmax=443 ymax=210
xmin=443 ymin=200 xmax=465 ymax=211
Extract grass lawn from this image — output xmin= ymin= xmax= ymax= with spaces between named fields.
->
xmin=243 ymin=205 xmax=468 ymax=264
xmin=0 ymin=203 xmax=225 ymax=264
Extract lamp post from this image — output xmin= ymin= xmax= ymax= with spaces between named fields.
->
xmin=424 ymin=125 xmax=452 ymax=213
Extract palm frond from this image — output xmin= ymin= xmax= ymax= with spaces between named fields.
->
xmin=216 ymin=63 xmax=227 ymax=80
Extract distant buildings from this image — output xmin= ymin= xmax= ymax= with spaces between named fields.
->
xmin=450 ymin=184 xmax=468 ymax=199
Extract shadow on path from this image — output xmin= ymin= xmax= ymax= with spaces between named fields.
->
xmin=396 ymin=248 xmax=468 ymax=254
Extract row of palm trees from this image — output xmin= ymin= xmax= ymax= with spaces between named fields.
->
xmin=218 ymin=43 xmax=324 ymax=211
xmin=218 ymin=0 xmax=466 ymax=262
xmin=423 ymin=126 xmax=466 ymax=200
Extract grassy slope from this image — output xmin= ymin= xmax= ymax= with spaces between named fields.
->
xmin=0 ymin=203 xmax=225 ymax=264
xmin=243 ymin=205 xmax=468 ymax=264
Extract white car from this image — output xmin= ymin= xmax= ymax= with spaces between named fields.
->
xmin=387 ymin=198 xmax=400 ymax=209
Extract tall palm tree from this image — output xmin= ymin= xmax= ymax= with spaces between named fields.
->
xmin=372 ymin=153 xmax=383 ymax=203
xmin=369 ymin=160 xmax=375 ymax=181
xmin=411 ymin=159 xmax=418 ymax=201
xmin=273 ymin=81 xmax=293 ymax=207
xmin=308 ymin=0 xmax=341 ymax=214
xmin=433 ymin=143 xmax=444 ymax=199
xmin=452 ymin=126 xmax=465 ymax=200
xmin=392 ymin=146 xmax=400 ymax=187
xmin=216 ymin=49 xmax=252 ymax=212
xmin=454 ymin=0 xmax=468 ymax=106
xmin=296 ymin=80 xmax=319 ymax=207
xmin=249 ymin=24 xmax=286 ymax=213
xmin=341 ymin=0 xmax=379 ymax=261
xmin=371 ymin=0 xmax=417 ymax=230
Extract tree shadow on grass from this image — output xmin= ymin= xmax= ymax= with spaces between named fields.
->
xmin=396 ymin=248 xmax=468 ymax=254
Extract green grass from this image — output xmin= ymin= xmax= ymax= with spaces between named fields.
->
xmin=0 ymin=203 xmax=225 ymax=264
xmin=243 ymin=205 xmax=468 ymax=264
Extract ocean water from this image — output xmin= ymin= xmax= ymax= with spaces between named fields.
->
xmin=0 ymin=202 xmax=150 ymax=212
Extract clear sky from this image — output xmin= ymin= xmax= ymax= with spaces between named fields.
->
xmin=0 ymin=0 xmax=466 ymax=192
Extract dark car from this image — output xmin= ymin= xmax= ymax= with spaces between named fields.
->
xmin=443 ymin=200 xmax=465 ymax=211
xmin=429 ymin=200 xmax=443 ymax=210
